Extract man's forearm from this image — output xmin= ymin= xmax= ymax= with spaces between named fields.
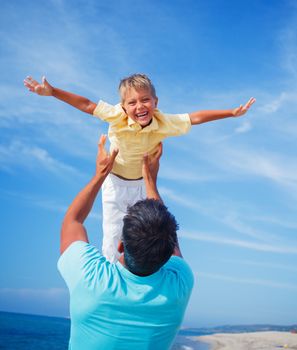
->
xmin=52 ymin=87 xmax=96 ymax=114
xmin=63 ymin=174 xmax=104 ymax=225
xmin=143 ymin=175 xmax=163 ymax=202
xmin=189 ymin=109 xmax=234 ymax=125
xmin=146 ymin=181 xmax=162 ymax=202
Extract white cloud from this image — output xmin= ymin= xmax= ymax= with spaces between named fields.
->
xmin=0 ymin=140 xmax=85 ymax=177
xmin=219 ymin=258 xmax=297 ymax=273
xmin=234 ymin=121 xmax=252 ymax=134
xmin=197 ymin=272 xmax=297 ymax=291
xmin=210 ymin=146 xmax=297 ymax=194
xmin=247 ymin=214 xmax=297 ymax=230
xmin=35 ymin=198 xmax=101 ymax=220
xmin=258 ymin=92 xmax=297 ymax=114
xmin=160 ymin=186 xmax=280 ymax=243
xmin=181 ymin=231 xmax=297 ymax=254
xmin=0 ymin=190 xmax=102 ymax=220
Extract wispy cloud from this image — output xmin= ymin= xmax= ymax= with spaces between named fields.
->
xmin=209 ymin=146 xmax=297 ymax=194
xmin=258 ymin=91 xmax=297 ymax=114
xmin=247 ymin=214 xmax=297 ymax=230
xmin=0 ymin=139 xmax=85 ymax=177
xmin=197 ymin=272 xmax=297 ymax=291
xmin=35 ymin=197 xmax=101 ymax=220
xmin=181 ymin=231 xmax=297 ymax=254
xmin=234 ymin=121 xmax=252 ymax=134
xmin=0 ymin=190 xmax=101 ymax=220
xmin=219 ymin=258 xmax=297 ymax=273
xmin=160 ymin=186 xmax=280 ymax=243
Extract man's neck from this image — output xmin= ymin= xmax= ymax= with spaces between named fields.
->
xmin=118 ymin=254 xmax=125 ymax=267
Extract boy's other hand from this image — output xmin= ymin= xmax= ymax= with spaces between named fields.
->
xmin=24 ymin=76 xmax=53 ymax=96
xmin=232 ymin=97 xmax=256 ymax=117
xmin=96 ymin=135 xmax=119 ymax=179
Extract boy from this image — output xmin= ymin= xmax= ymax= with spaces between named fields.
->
xmin=24 ymin=74 xmax=255 ymax=262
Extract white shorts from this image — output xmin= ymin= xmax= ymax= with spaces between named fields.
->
xmin=101 ymin=173 xmax=146 ymax=263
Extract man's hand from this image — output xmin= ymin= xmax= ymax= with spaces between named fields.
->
xmin=232 ymin=97 xmax=256 ymax=117
xmin=96 ymin=135 xmax=119 ymax=179
xmin=24 ymin=76 xmax=53 ymax=96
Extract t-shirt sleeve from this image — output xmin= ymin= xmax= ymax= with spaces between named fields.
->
xmin=165 ymin=256 xmax=194 ymax=294
xmin=93 ymin=100 xmax=125 ymax=125
xmin=155 ymin=110 xmax=192 ymax=137
xmin=57 ymin=241 xmax=106 ymax=293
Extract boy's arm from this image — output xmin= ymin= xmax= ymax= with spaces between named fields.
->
xmin=189 ymin=97 xmax=256 ymax=125
xmin=24 ymin=76 xmax=97 ymax=115
xmin=60 ymin=135 xmax=118 ymax=254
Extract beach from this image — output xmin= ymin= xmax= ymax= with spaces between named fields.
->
xmin=196 ymin=331 xmax=297 ymax=350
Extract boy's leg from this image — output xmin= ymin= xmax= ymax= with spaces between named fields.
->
xmin=101 ymin=174 xmax=146 ymax=263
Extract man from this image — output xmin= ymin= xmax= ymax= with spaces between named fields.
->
xmin=58 ymin=135 xmax=194 ymax=350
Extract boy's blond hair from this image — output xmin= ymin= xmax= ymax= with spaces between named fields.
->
xmin=119 ymin=74 xmax=157 ymax=103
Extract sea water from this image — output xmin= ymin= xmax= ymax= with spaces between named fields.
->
xmin=0 ymin=311 xmax=209 ymax=350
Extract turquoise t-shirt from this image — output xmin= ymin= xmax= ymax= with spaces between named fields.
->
xmin=58 ymin=241 xmax=194 ymax=350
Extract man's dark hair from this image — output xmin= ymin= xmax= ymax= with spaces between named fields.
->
xmin=122 ymin=199 xmax=178 ymax=276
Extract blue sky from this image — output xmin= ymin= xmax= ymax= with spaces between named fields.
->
xmin=1 ymin=0 xmax=297 ymax=327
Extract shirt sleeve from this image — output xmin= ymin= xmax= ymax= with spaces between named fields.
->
xmin=93 ymin=100 xmax=125 ymax=125
xmin=57 ymin=241 xmax=106 ymax=293
xmin=154 ymin=110 xmax=192 ymax=137
xmin=165 ymin=256 xmax=194 ymax=294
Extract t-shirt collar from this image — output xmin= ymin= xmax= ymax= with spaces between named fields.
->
xmin=116 ymin=260 xmax=161 ymax=283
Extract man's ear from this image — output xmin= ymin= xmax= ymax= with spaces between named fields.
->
xmin=118 ymin=240 xmax=124 ymax=253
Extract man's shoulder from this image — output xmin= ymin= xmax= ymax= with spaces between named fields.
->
xmin=58 ymin=241 xmax=112 ymax=291
xmin=165 ymin=256 xmax=192 ymax=271
xmin=164 ymin=257 xmax=194 ymax=284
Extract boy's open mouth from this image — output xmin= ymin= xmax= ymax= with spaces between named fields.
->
xmin=136 ymin=111 xmax=149 ymax=119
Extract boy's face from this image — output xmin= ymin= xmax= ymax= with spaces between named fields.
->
xmin=122 ymin=88 xmax=158 ymax=128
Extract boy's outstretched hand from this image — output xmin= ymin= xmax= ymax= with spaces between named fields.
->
xmin=232 ymin=97 xmax=256 ymax=117
xmin=23 ymin=76 xmax=53 ymax=96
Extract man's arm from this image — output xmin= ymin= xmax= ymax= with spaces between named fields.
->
xmin=142 ymin=144 xmax=163 ymax=202
xmin=24 ymin=76 xmax=97 ymax=114
xmin=60 ymin=135 xmax=118 ymax=254
xmin=141 ymin=144 xmax=182 ymax=257
xmin=189 ymin=97 xmax=256 ymax=125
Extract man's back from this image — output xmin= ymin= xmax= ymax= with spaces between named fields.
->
xmin=58 ymin=241 xmax=194 ymax=350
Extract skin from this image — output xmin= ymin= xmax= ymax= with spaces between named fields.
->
xmin=23 ymin=76 xmax=256 ymax=126
xmin=60 ymin=135 xmax=118 ymax=254
xmin=60 ymin=136 xmax=182 ymax=266
xmin=121 ymin=87 xmax=158 ymax=128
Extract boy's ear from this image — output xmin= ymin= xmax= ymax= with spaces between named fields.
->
xmin=121 ymin=104 xmax=127 ymax=115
